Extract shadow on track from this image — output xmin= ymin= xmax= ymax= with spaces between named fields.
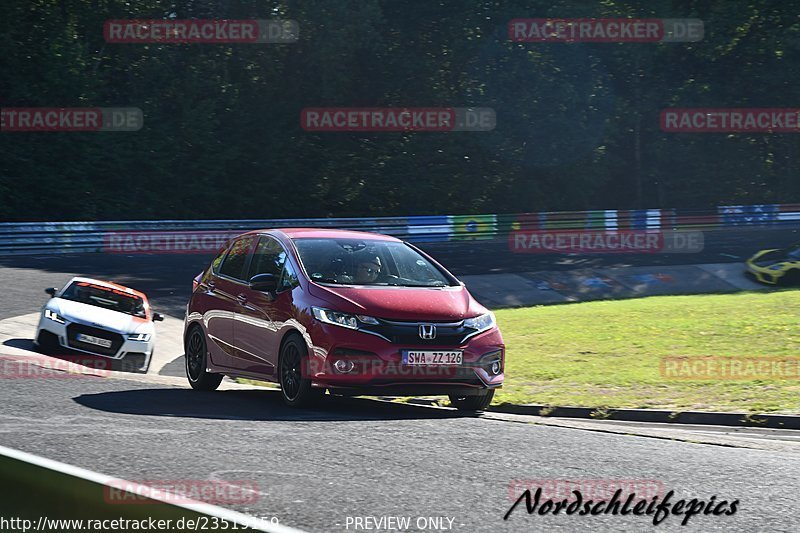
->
xmin=72 ymin=387 xmax=474 ymax=422
xmin=157 ymin=355 xmax=186 ymax=377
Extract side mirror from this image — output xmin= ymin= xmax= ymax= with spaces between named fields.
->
xmin=249 ymin=273 xmax=278 ymax=293
xmin=45 ymin=287 xmax=57 ymax=297
xmin=153 ymin=312 xmax=164 ymax=322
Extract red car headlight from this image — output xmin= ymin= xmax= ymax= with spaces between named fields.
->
xmin=312 ymin=307 xmax=379 ymax=329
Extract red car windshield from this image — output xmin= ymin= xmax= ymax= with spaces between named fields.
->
xmin=60 ymin=281 xmax=146 ymax=318
xmin=293 ymin=238 xmax=455 ymax=287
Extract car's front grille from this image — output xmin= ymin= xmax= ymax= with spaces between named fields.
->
xmin=66 ymin=323 xmax=124 ymax=356
xmin=360 ymin=319 xmax=476 ymax=346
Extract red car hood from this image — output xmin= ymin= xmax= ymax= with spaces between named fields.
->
xmin=308 ymin=283 xmax=485 ymax=321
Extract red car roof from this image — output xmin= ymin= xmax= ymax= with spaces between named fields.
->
xmin=244 ymin=228 xmax=402 ymax=242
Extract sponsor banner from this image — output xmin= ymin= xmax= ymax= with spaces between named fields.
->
xmin=104 ymin=19 xmax=298 ymax=43
xmin=450 ymin=214 xmax=497 ymax=240
xmin=584 ymin=210 xmax=606 ymax=230
xmin=541 ymin=211 xmax=585 ymax=230
xmin=405 ymin=216 xmax=451 ymax=243
xmin=0 ymin=355 xmax=110 ymax=378
xmin=508 ymin=18 xmax=703 ymax=43
xmin=602 ymin=210 xmax=619 ymax=231
xmin=646 ymin=209 xmax=663 ymax=229
xmin=719 ymin=204 xmax=778 ymax=226
xmin=357 ymin=217 xmax=407 ymax=237
xmin=617 ymin=209 xmax=660 ymax=230
xmin=300 ymin=107 xmax=495 ymax=132
xmin=509 ymin=213 xmax=543 ymax=232
xmin=661 ymin=356 xmax=800 ymax=380
xmin=1 ymin=107 xmax=142 ymax=132
xmin=661 ymin=108 xmax=800 ymax=133
xmin=508 ymin=479 xmax=665 ymax=502
xmin=104 ymin=231 xmax=243 ymax=254
xmin=673 ymin=209 xmax=721 ymax=229
xmin=660 ymin=208 xmax=677 ymax=230
xmin=104 ymin=479 xmax=259 ymax=505
xmin=777 ymin=204 xmax=800 ymax=222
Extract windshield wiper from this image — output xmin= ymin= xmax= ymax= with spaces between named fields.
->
xmin=312 ymin=277 xmax=340 ymax=284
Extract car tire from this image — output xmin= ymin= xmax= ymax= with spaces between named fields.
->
xmin=781 ymin=270 xmax=800 ymax=286
xmin=449 ymin=389 xmax=495 ymax=411
xmin=185 ymin=326 xmax=223 ymax=391
xmin=279 ymin=334 xmax=324 ymax=408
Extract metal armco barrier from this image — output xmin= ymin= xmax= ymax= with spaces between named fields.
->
xmin=1 ymin=203 xmax=799 ymax=255
xmin=0 ymin=444 xmax=305 ymax=532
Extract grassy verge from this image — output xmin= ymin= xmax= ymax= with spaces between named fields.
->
xmin=494 ymin=290 xmax=800 ymax=414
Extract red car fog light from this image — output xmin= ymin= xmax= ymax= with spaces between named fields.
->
xmin=480 ymin=350 xmax=503 ymax=375
xmin=333 ymin=359 xmax=356 ymax=373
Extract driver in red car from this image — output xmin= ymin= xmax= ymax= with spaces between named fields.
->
xmin=355 ymin=256 xmax=382 ymax=284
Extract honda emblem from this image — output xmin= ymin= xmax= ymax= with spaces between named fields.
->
xmin=419 ymin=324 xmax=436 ymax=340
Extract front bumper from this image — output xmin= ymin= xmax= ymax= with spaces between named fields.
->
xmin=304 ymin=321 xmax=505 ymax=394
xmin=745 ymin=262 xmax=783 ymax=285
xmin=35 ymin=316 xmax=154 ymax=372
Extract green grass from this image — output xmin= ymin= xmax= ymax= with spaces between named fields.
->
xmin=494 ymin=290 xmax=800 ymax=414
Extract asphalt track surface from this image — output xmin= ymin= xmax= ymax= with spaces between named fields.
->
xmin=1 ymin=225 xmax=799 ymax=532
xmin=0 ymin=377 xmax=798 ymax=532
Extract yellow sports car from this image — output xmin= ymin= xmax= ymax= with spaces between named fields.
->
xmin=745 ymin=243 xmax=800 ymax=285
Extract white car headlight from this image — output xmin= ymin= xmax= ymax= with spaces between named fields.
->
xmin=312 ymin=307 xmax=378 ymax=329
xmin=127 ymin=333 xmax=152 ymax=342
xmin=463 ymin=312 xmax=496 ymax=334
xmin=44 ymin=309 xmax=66 ymax=324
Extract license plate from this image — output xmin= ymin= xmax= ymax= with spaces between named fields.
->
xmin=76 ymin=333 xmax=113 ymax=348
xmin=402 ymin=350 xmax=463 ymax=365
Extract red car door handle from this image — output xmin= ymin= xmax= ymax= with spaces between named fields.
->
xmin=237 ymin=293 xmax=247 ymax=304
xmin=207 ymin=280 xmax=216 ymax=291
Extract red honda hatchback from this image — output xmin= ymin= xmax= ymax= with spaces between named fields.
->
xmin=184 ymin=229 xmax=504 ymax=410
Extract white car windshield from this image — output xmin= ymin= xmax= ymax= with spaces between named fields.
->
xmin=59 ymin=281 xmax=146 ymax=317
xmin=293 ymin=238 xmax=455 ymax=287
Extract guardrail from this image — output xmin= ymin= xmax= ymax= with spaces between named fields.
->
xmin=0 ymin=444 xmax=304 ymax=532
xmin=1 ymin=203 xmax=799 ymax=255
